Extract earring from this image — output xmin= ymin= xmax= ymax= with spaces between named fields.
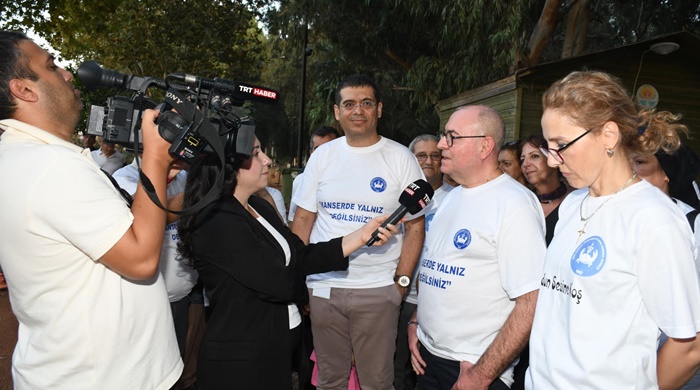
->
xmin=606 ymin=149 xmax=614 ymax=157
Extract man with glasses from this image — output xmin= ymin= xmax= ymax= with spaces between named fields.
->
xmin=394 ymin=134 xmax=455 ymax=390
xmin=407 ymin=105 xmax=546 ymax=390
xmin=293 ymin=74 xmax=425 ymax=389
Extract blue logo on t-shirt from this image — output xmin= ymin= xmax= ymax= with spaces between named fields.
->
xmin=370 ymin=177 xmax=387 ymax=193
xmin=453 ymin=229 xmax=471 ymax=249
xmin=425 ymin=213 xmax=435 ymax=231
xmin=570 ymin=236 xmax=606 ymax=276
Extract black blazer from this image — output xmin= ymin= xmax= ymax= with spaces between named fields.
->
xmin=192 ymin=195 xmax=347 ymax=390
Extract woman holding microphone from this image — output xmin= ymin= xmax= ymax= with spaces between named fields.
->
xmin=177 ymin=136 xmax=397 ymax=390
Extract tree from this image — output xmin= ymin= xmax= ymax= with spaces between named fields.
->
xmin=1 ymin=0 xmax=295 ymax=159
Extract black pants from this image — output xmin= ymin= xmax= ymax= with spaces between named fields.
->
xmin=394 ymin=301 xmax=418 ymax=390
xmin=170 ymin=296 xmax=191 ymax=358
xmin=417 ymin=345 xmax=509 ymax=390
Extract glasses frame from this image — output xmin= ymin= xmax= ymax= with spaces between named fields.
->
xmin=439 ymin=131 xmax=486 ymax=147
xmin=415 ymin=152 xmax=442 ymax=162
xmin=339 ymin=100 xmax=377 ymax=111
xmin=539 ymin=129 xmax=592 ymax=164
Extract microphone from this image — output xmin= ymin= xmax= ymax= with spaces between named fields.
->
xmin=169 ymin=73 xmax=279 ymax=104
xmin=365 ymin=179 xmax=434 ymax=247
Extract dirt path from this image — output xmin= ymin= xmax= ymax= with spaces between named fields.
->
xmin=0 ymin=289 xmax=16 ymax=389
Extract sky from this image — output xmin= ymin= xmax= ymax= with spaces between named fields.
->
xmin=26 ymin=30 xmax=73 ymax=68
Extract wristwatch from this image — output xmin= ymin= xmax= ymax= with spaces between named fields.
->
xmin=394 ymin=274 xmax=411 ymax=288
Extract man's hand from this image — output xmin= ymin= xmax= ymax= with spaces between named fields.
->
xmin=141 ymin=109 xmax=174 ymax=165
xmin=451 ymin=361 xmax=491 ymax=390
xmin=408 ymin=322 xmax=426 ymax=375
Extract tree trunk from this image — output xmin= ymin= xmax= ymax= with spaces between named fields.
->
xmin=526 ymin=0 xmax=561 ymax=66
xmin=561 ymin=0 xmax=591 ymax=58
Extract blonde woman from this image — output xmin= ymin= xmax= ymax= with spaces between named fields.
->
xmin=527 ymin=71 xmax=700 ymax=389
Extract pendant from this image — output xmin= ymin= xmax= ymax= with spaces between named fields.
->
xmin=577 ymin=220 xmax=588 ymax=243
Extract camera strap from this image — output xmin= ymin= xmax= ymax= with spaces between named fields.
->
xmin=101 ymin=169 xmax=134 ymax=208
xmin=138 ymin=88 xmax=226 ymax=216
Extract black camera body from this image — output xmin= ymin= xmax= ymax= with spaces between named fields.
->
xmin=78 ymin=61 xmax=278 ymax=163
xmin=86 ymin=95 xmax=158 ymax=146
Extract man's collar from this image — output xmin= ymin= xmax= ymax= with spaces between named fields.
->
xmin=0 ymin=119 xmax=84 ymax=153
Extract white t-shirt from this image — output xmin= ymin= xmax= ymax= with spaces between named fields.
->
xmin=0 ymin=119 xmax=182 ymax=389
xmin=405 ymin=182 xmax=455 ymax=305
xmin=90 ymin=148 xmax=125 ymax=174
xmin=288 ymin=172 xmax=304 ymax=222
xmin=113 ymin=160 xmax=198 ymax=302
xmin=293 ymin=136 xmax=426 ymax=289
xmin=416 ymin=174 xmax=546 ymax=387
xmin=265 ymin=186 xmax=288 ymax=225
xmin=526 ymin=181 xmax=700 ymax=390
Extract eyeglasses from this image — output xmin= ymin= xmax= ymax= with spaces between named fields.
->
xmin=340 ymin=101 xmax=377 ymax=111
xmin=439 ymin=131 xmax=486 ymax=147
xmin=539 ymin=129 xmax=592 ymax=164
xmin=415 ymin=152 xmax=442 ymax=162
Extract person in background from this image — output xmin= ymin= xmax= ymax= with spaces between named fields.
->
xmin=630 ymin=142 xmax=700 ymax=390
xmin=91 ymin=137 xmax=125 ymax=174
xmin=176 ymin=136 xmax=398 ymax=390
xmin=408 ymin=105 xmax=545 ymax=390
xmin=394 ymin=134 xmax=454 ymax=390
xmin=520 ymin=134 xmax=573 ymax=245
xmin=498 ymin=140 xmax=527 ymax=186
xmin=288 ymin=126 xmax=340 ymax=227
xmin=527 ymin=70 xmax=700 ymax=389
xmin=630 ymin=142 xmax=700 ymax=211
xmin=292 ymin=74 xmax=425 ymax=389
xmin=0 ymin=30 xmax=181 ymax=389
xmin=81 ymin=133 xmax=98 ymax=151
xmin=266 ymin=185 xmax=288 ymax=223
xmin=113 ymin=157 xmax=197 ymax=364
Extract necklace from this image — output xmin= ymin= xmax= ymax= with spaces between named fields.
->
xmin=537 ymin=182 xmax=568 ymax=203
xmin=577 ymin=172 xmax=637 ymax=242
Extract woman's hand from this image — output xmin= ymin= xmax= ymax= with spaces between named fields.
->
xmin=341 ymin=215 xmax=402 ymax=257
xmin=362 ymin=215 xmax=401 ymax=247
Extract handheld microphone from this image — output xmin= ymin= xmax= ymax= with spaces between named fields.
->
xmin=365 ymin=179 xmax=434 ymax=246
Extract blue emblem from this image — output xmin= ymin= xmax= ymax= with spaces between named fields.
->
xmin=370 ymin=177 xmax=387 ymax=193
xmin=453 ymin=229 xmax=471 ymax=249
xmin=425 ymin=213 xmax=435 ymax=231
xmin=570 ymin=236 xmax=606 ymax=276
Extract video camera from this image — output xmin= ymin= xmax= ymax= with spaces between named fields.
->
xmin=78 ymin=60 xmax=279 ymax=164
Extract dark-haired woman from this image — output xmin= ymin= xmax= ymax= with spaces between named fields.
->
xmin=177 ymin=137 xmax=397 ymax=390
xmin=520 ymin=134 xmax=573 ymax=245
xmin=526 ymin=71 xmax=700 ymax=389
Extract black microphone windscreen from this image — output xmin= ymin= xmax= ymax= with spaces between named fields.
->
xmin=398 ymin=179 xmax=434 ymax=214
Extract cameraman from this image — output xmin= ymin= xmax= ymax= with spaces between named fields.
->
xmin=0 ymin=31 xmax=183 ymax=389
